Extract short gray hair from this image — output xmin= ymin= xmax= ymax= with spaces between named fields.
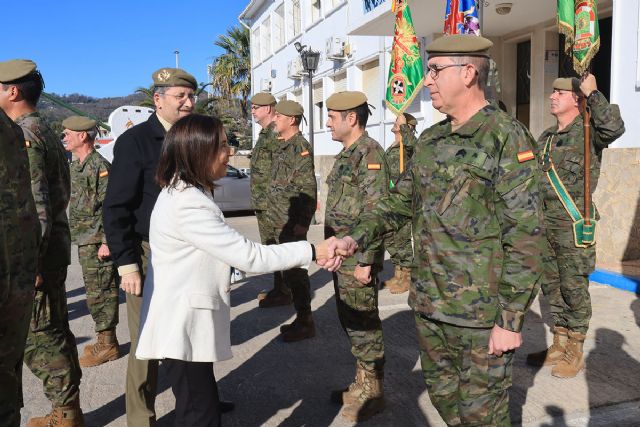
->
xmin=452 ymin=56 xmax=490 ymax=91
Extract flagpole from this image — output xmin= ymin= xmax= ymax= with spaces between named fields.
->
xmin=582 ymin=83 xmax=591 ymax=226
xmin=399 ymin=135 xmax=405 ymax=173
xmin=478 ymin=0 xmax=484 ymax=31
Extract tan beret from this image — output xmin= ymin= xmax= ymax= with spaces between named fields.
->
xmin=326 ymin=91 xmax=368 ymax=111
xmin=275 ymin=100 xmax=304 ymax=117
xmin=426 ymin=35 xmax=493 ymax=58
xmin=553 ymin=77 xmax=580 ymax=92
xmin=403 ymin=113 xmax=417 ymax=127
xmin=152 ymin=68 xmax=197 ymax=89
xmin=62 ymin=116 xmax=97 ymax=132
xmin=0 ymin=59 xmax=37 ymax=83
xmin=251 ymin=92 xmax=276 ymax=106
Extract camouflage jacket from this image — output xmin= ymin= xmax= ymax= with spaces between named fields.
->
xmin=385 ymin=124 xmax=418 ymax=184
xmin=250 ymin=122 xmax=278 ymax=211
xmin=325 ymin=132 xmax=390 ymax=268
xmin=17 ymin=112 xmax=71 ymax=271
xmin=69 ymin=149 xmax=110 ymax=246
xmin=0 ymin=109 xmax=40 ymax=298
xmin=350 ymin=105 xmax=548 ymax=331
xmin=266 ymin=132 xmax=317 ymax=229
xmin=538 ymin=90 xmax=625 ymax=227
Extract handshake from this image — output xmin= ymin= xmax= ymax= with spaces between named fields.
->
xmin=313 ymin=236 xmax=359 ymax=272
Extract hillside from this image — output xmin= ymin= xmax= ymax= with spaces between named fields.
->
xmin=38 ymin=92 xmax=146 ymax=123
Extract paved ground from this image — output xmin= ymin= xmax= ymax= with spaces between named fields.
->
xmin=20 ymin=214 xmax=640 ymax=426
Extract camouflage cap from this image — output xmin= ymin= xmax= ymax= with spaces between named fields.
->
xmin=553 ymin=77 xmax=580 ymax=92
xmin=152 ymin=68 xmax=197 ymax=89
xmin=275 ymin=100 xmax=304 ymax=117
xmin=251 ymin=92 xmax=276 ymax=106
xmin=0 ymin=59 xmax=37 ymax=83
xmin=403 ymin=113 xmax=417 ymax=126
xmin=426 ymin=34 xmax=493 ymax=58
xmin=62 ymin=116 xmax=97 ymax=132
xmin=326 ymin=91 xmax=368 ymax=111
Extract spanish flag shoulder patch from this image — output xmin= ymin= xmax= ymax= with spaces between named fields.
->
xmin=25 ymin=140 xmax=31 ymax=148
xmin=517 ymin=150 xmax=535 ymax=163
xmin=367 ymin=163 xmax=381 ymax=170
xmin=300 ymin=150 xmax=310 ymax=157
xmin=99 ymin=170 xmax=109 ymax=178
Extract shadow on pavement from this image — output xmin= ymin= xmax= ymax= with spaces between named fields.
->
xmin=539 ymin=405 xmax=568 ymax=427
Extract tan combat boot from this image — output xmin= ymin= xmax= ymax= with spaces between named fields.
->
xmin=552 ymin=330 xmax=586 ymax=378
xmin=280 ymin=313 xmax=316 ymax=342
xmin=383 ymin=266 xmax=401 ymax=291
xmin=340 ymin=368 xmax=385 ymax=422
xmin=330 ymin=363 xmax=367 ymax=405
xmin=387 ymin=267 xmax=410 ymax=294
xmin=526 ymin=326 xmax=569 ymax=366
xmin=79 ymin=329 xmax=119 ymax=367
xmin=27 ymin=400 xmax=86 ymax=427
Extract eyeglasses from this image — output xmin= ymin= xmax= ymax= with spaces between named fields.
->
xmin=250 ymin=105 xmax=264 ymax=110
xmin=426 ymin=63 xmax=469 ymax=79
xmin=162 ymin=92 xmax=197 ymax=102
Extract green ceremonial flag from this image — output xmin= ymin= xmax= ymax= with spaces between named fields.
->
xmin=558 ymin=0 xmax=600 ymax=75
xmin=386 ymin=0 xmax=424 ymax=115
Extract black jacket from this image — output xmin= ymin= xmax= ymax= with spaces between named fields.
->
xmin=103 ymin=113 xmax=165 ymax=268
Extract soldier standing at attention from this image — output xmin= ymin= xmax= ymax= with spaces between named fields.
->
xmin=331 ymin=35 xmax=549 ymax=426
xmin=383 ymin=112 xmax=417 ymax=294
xmin=324 ymin=91 xmax=389 ymax=422
xmin=250 ymin=92 xmax=292 ymax=306
xmin=62 ymin=116 xmax=119 ymax=368
xmin=526 ymin=75 xmax=624 ymax=378
xmin=0 ymin=59 xmax=84 ymax=427
xmin=0 ymin=108 xmax=40 ymax=427
xmin=267 ymin=100 xmax=317 ymax=341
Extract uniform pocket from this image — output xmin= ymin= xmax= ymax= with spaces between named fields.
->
xmin=188 ymin=294 xmax=220 ymax=310
xmin=31 ymin=290 xmax=53 ymax=332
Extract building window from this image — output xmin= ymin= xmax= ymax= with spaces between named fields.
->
xmin=291 ymin=0 xmax=301 ymax=37
xmin=261 ymin=17 xmax=271 ymax=60
xmin=332 ymin=72 xmax=347 ymax=93
xmin=361 ymin=60 xmax=380 ymax=123
xmin=310 ymin=0 xmax=322 ymax=23
xmin=313 ymin=81 xmax=324 ymax=130
xmin=252 ymin=28 xmax=261 ymax=64
xmin=328 ymin=0 xmax=343 ymax=11
xmin=274 ymin=4 xmax=285 ymax=49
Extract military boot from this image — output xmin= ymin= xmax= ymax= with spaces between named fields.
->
xmin=330 ymin=363 xmax=367 ymax=405
xmin=526 ymin=326 xmax=568 ymax=366
xmin=27 ymin=400 xmax=86 ymax=427
xmin=280 ymin=313 xmax=316 ymax=342
xmin=552 ymin=330 xmax=586 ymax=378
xmin=258 ymin=289 xmax=292 ymax=308
xmin=79 ymin=329 xmax=119 ymax=367
xmin=387 ymin=266 xmax=410 ymax=294
xmin=383 ymin=266 xmax=401 ymax=291
xmin=340 ymin=368 xmax=385 ymax=422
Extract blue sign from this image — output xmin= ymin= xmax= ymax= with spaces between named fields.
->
xmin=364 ymin=0 xmax=387 ymax=14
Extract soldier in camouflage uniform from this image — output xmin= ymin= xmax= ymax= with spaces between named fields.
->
xmin=62 ymin=116 xmax=119 ymax=368
xmin=526 ymin=75 xmax=625 ymax=378
xmin=0 ymin=108 xmax=40 ymax=427
xmin=267 ymin=100 xmax=318 ymax=341
xmin=250 ymin=93 xmax=292 ymax=305
xmin=333 ymin=36 xmax=549 ymax=426
xmin=324 ymin=91 xmax=389 ymax=422
xmin=0 ymin=60 xmax=84 ymax=427
xmin=383 ymin=113 xmax=417 ymax=294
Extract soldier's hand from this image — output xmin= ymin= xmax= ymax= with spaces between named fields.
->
xmin=120 ymin=271 xmax=142 ymax=296
xmin=315 ymin=237 xmax=344 ymax=272
xmin=35 ymin=273 xmax=44 ymax=288
xmin=580 ymin=73 xmax=597 ymax=98
xmin=328 ymin=236 xmax=358 ymax=258
xmin=97 ymin=244 xmax=111 ymax=260
xmin=488 ymin=325 xmax=522 ymax=357
xmin=354 ymin=264 xmax=372 ymax=285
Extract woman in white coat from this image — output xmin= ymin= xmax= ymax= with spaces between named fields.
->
xmin=135 ymin=115 xmax=339 ymax=426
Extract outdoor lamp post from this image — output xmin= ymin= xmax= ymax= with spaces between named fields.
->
xmin=295 ymin=42 xmax=320 ymax=149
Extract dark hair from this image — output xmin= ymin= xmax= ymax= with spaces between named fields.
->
xmin=156 ymin=114 xmax=225 ymax=192
xmin=2 ymin=72 xmax=44 ymax=107
xmin=339 ymin=103 xmax=370 ymax=128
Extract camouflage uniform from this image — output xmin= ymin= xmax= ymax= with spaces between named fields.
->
xmin=17 ymin=112 xmax=81 ymax=408
xmin=538 ymin=90 xmax=625 ymax=334
xmin=351 ymin=105 xmax=548 ymax=425
xmin=265 ymin=132 xmax=317 ymax=313
xmin=325 ymin=132 xmax=389 ymax=371
xmin=69 ymin=149 xmax=117 ymax=332
xmin=250 ymin=122 xmax=278 ymax=244
xmin=0 ymin=109 xmax=40 ymax=427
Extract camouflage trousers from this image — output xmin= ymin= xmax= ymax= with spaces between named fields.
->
xmin=78 ymin=243 xmax=118 ymax=332
xmin=415 ymin=313 xmax=512 ymax=426
xmin=542 ymin=226 xmax=594 ymax=334
xmin=0 ymin=282 xmax=34 ymax=427
xmin=332 ymin=267 xmax=385 ymax=371
xmin=24 ymin=268 xmax=82 ymax=407
xmin=255 ymin=210 xmax=275 ymax=244
xmin=384 ymin=222 xmax=413 ymax=267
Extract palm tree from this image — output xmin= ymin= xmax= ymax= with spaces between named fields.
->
xmin=135 ymin=85 xmax=155 ymax=108
xmin=210 ymin=26 xmax=251 ymax=119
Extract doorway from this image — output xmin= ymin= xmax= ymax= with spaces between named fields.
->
xmin=516 ymin=40 xmax=531 ymax=128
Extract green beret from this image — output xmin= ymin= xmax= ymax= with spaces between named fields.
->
xmin=403 ymin=113 xmax=417 ymax=127
xmin=62 ymin=116 xmax=97 ymax=132
xmin=251 ymin=92 xmax=276 ymax=106
xmin=0 ymin=59 xmax=37 ymax=83
xmin=553 ymin=77 xmax=580 ymax=92
xmin=275 ymin=100 xmax=304 ymax=117
xmin=326 ymin=91 xmax=368 ymax=111
xmin=426 ymin=35 xmax=493 ymax=58
xmin=152 ymin=68 xmax=197 ymax=90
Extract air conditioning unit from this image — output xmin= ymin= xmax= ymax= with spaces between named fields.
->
xmin=287 ymin=58 xmax=303 ymax=79
xmin=326 ymin=36 xmax=346 ymax=60
xmin=260 ymin=78 xmax=272 ymax=92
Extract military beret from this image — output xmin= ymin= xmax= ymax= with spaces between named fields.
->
xmin=403 ymin=113 xmax=417 ymax=127
xmin=251 ymin=92 xmax=276 ymax=106
xmin=62 ymin=116 xmax=97 ymax=132
xmin=275 ymin=100 xmax=304 ymax=117
xmin=152 ymin=68 xmax=197 ymax=89
xmin=326 ymin=91 xmax=368 ymax=111
xmin=426 ymin=35 xmax=493 ymax=58
xmin=0 ymin=59 xmax=37 ymax=83
xmin=553 ymin=77 xmax=580 ymax=92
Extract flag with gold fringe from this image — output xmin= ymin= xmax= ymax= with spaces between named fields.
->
xmin=558 ymin=0 xmax=600 ymax=75
xmin=386 ymin=0 xmax=424 ymax=115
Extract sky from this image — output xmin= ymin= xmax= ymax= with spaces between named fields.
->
xmin=1 ymin=1 xmax=249 ymax=98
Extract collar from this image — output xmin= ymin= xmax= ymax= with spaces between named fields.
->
xmin=156 ymin=114 xmax=173 ymax=132
xmin=336 ymin=132 xmax=369 ymax=159
xmin=450 ymin=104 xmax=496 ymax=137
